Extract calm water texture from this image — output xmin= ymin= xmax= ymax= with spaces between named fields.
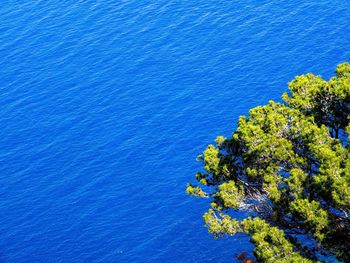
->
xmin=0 ymin=1 xmax=349 ymax=262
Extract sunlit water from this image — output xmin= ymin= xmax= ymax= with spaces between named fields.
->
xmin=0 ymin=1 xmax=349 ymax=262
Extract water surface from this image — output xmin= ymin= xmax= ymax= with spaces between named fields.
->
xmin=0 ymin=1 xmax=349 ymax=262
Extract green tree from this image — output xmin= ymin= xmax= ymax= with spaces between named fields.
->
xmin=187 ymin=63 xmax=350 ymax=262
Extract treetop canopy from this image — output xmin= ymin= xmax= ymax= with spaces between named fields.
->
xmin=187 ymin=62 xmax=350 ymax=262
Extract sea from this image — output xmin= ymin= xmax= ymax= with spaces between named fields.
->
xmin=0 ymin=1 xmax=349 ymax=262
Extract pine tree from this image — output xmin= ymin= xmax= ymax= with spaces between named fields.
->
xmin=187 ymin=63 xmax=350 ymax=262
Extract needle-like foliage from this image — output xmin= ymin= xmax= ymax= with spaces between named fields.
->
xmin=187 ymin=63 xmax=350 ymax=262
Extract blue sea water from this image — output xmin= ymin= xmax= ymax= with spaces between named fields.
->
xmin=0 ymin=1 xmax=349 ymax=262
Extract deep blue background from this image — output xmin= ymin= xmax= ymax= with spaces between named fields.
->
xmin=0 ymin=1 xmax=349 ymax=262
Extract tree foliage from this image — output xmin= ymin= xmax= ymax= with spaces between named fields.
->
xmin=187 ymin=63 xmax=350 ymax=262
